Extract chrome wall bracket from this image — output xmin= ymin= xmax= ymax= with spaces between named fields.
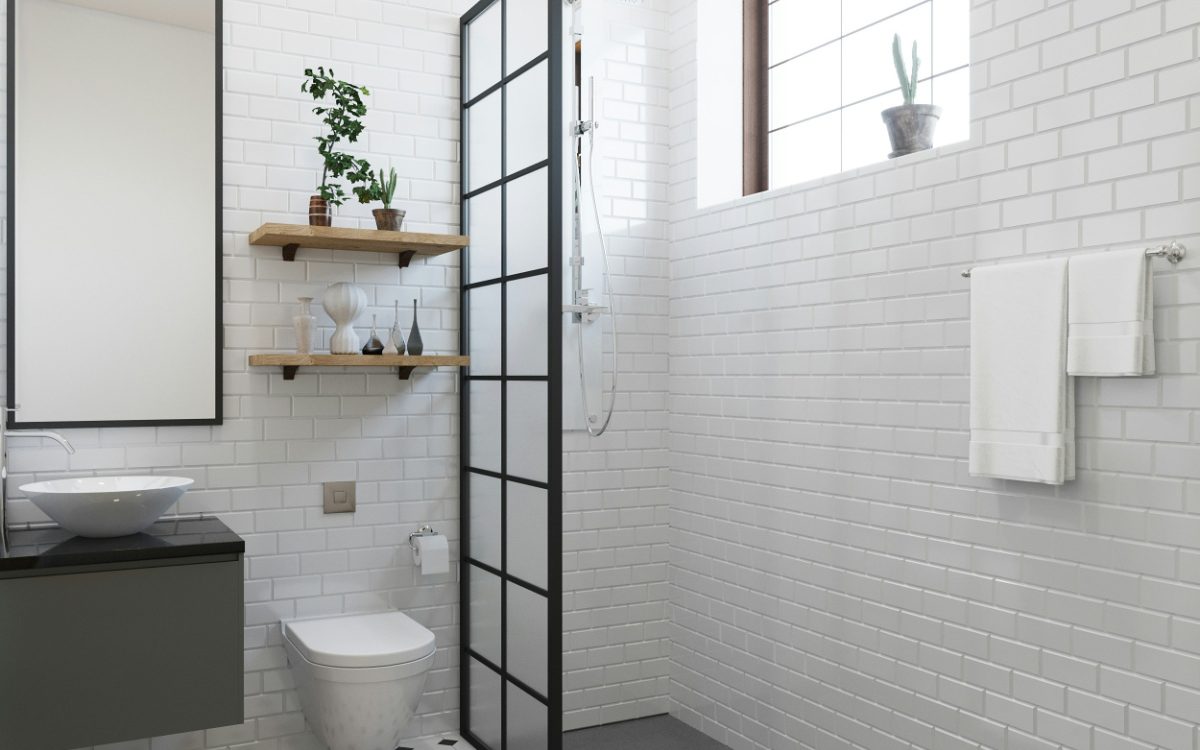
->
xmin=408 ymin=524 xmax=439 ymax=553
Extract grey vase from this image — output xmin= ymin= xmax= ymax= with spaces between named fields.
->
xmin=407 ymin=299 xmax=423 ymax=356
xmin=881 ymin=103 xmax=942 ymax=158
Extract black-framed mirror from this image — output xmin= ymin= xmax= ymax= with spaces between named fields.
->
xmin=6 ymin=0 xmax=222 ymax=427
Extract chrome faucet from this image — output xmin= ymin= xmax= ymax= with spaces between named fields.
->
xmin=4 ymin=431 xmax=76 ymax=455
xmin=2 ymin=428 xmax=75 ymax=553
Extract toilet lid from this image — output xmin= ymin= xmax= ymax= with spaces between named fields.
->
xmin=284 ymin=611 xmax=436 ymax=669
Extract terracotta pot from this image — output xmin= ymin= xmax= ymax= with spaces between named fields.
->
xmin=881 ymin=104 xmax=942 ymax=158
xmin=373 ymin=208 xmax=405 ymax=231
xmin=308 ymin=195 xmax=331 ymax=227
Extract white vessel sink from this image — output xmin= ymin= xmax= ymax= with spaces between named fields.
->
xmin=20 ymin=476 xmax=194 ymax=538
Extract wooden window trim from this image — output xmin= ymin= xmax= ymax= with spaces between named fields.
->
xmin=743 ymin=0 xmax=768 ymax=196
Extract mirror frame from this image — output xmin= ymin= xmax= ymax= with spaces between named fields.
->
xmin=5 ymin=0 xmax=223 ymax=428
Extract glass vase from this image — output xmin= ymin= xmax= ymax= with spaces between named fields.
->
xmin=362 ymin=314 xmax=385 ymax=355
xmin=293 ymin=297 xmax=315 ymax=355
xmin=388 ymin=299 xmax=405 ymax=355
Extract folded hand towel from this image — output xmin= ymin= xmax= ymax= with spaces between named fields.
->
xmin=1067 ymin=248 xmax=1155 ymax=376
xmin=970 ymin=257 xmax=1074 ymax=485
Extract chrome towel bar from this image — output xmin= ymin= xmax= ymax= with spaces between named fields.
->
xmin=961 ymin=241 xmax=1187 ymax=278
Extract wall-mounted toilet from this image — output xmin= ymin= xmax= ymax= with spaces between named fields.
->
xmin=283 ymin=611 xmax=436 ymax=750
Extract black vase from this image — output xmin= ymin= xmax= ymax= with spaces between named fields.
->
xmin=407 ymin=299 xmax=424 ymax=355
xmin=362 ymin=314 xmax=385 ymax=355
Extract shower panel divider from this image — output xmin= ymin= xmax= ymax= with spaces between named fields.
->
xmin=459 ymin=1 xmax=563 ymax=748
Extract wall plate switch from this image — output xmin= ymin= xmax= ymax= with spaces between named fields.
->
xmin=323 ymin=481 xmax=356 ymax=514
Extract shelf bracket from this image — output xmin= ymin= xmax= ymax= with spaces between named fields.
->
xmin=397 ymin=250 xmax=417 ymax=269
xmin=397 ymin=366 xmax=416 ymax=380
xmin=282 ymin=243 xmax=300 ymax=262
xmin=282 ymin=366 xmax=299 ymax=381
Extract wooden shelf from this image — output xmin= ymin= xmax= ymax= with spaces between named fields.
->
xmin=249 ymin=223 xmax=469 ymax=268
xmin=250 ymin=354 xmax=470 ymax=380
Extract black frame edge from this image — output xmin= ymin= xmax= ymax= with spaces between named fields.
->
xmin=547 ymin=0 xmax=564 ymax=741
xmin=459 ymin=0 xmax=564 ymax=748
xmin=5 ymin=0 xmax=224 ymax=428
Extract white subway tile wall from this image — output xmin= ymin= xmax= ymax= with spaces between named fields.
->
xmin=2 ymin=0 xmax=1199 ymax=748
xmin=668 ymin=1 xmax=1200 ymax=749
xmin=2 ymin=1 xmax=466 ymax=748
xmin=561 ymin=0 xmax=673 ymax=731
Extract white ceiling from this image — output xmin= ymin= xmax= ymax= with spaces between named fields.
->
xmin=50 ymin=0 xmax=214 ymax=32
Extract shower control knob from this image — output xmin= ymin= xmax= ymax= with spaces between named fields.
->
xmin=562 ymin=302 xmax=608 ymax=323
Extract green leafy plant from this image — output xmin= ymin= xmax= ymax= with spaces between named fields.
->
xmin=302 ymin=66 xmax=374 ymax=206
xmin=892 ymin=34 xmax=920 ymax=106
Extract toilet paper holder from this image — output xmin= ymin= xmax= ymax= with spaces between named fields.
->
xmin=408 ymin=525 xmax=439 ymax=553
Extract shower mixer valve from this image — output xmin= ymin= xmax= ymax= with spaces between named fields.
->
xmin=573 ymin=119 xmax=598 ymax=136
xmin=563 ymin=288 xmax=608 ymax=323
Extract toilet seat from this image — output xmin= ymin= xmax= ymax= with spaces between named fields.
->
xmin=283 ymin=611 xmax=436 ymax=679
xmin=285 ymin=639 xmax=435 ymax=683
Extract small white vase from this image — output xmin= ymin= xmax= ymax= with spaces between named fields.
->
xmin=322 ymin=282 xmax=368 ymax=354
xmin=293 ymin=296 xmax=316 ymax=355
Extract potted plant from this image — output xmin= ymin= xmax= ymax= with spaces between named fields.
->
xmin=301 ymin=66 xmax=375 ymax=226
xmin=881 ymin=34 xmax=942 ymax=159
xmin=357 ymin=167 xmax=405 ymax=231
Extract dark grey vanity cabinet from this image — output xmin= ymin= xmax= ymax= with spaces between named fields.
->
xmin=0 ymin=518 xmax=244 ymax=750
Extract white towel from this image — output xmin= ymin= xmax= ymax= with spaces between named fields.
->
xmin=1066 ymin=248 xmax=1155 ymax=376
xmin=969 ymin=257 xmax=1075 ymax=485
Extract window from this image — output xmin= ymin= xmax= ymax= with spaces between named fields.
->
xmin=744 ymin=0 xmax=970 ymax=194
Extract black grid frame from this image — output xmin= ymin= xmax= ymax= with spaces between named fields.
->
xmin=750 ymin=0 xmax=969 ymax=191
xmin=459 ymin=0 xmax=563 ymax=748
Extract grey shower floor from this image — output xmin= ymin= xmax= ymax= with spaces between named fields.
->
xmin=563 ymin=715 xmax=731 ymax=750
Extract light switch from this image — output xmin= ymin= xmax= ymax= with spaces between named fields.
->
xmin=323 ymin=482 xmax=356 ymax=514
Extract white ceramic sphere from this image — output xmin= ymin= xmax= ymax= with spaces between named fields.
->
xmin=323 ymin=282 xmax=368 ymax=354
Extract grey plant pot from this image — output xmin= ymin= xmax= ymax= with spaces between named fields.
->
xmin=881 ymin=104 xmax=943 ymax=159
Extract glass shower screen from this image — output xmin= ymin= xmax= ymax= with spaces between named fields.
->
xmin=460 ymin=1 xmax=563 ymax=748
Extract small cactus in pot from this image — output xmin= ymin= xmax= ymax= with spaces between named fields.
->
xmin=359 ymin=167 xmax=405 ymax=231
xmin=880 ymin=34 xmax=942 ymax=158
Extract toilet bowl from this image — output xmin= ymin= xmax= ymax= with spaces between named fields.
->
xmin=283 ymin=610 xmax=436 ymax=750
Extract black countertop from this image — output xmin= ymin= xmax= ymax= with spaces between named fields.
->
xmin=0 ymin=517 xmax=244 ymax=572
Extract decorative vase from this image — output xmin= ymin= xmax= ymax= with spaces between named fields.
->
xmin=372 ymin=208 xmax=405 ymax=231
xmin=309 ymin=195 xmax=331 ymax=226
xmin=293 ymin=296 xmax=316 ymax=355
xmin=407 ymin=299 xmax=423 ymax=356
xmin=362 ymin=314 xmax=385 ymax=355
xmin=322 ymin=282 xmax=368 ymax=354
xmin=881 ymin=104 xmax=942 ymax=158
xmin=384 ymin=300 xmax=405 ymax=355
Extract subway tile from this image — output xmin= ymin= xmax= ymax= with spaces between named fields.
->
xmin=17 ymin=1 xmax=1200 ymax=748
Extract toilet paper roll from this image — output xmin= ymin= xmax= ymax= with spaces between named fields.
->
xmin=412 ymin=534 xmax=450 ymax=576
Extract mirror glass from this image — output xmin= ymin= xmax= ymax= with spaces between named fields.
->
xmin=9 ymin=0 xmax=220 ymax=426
